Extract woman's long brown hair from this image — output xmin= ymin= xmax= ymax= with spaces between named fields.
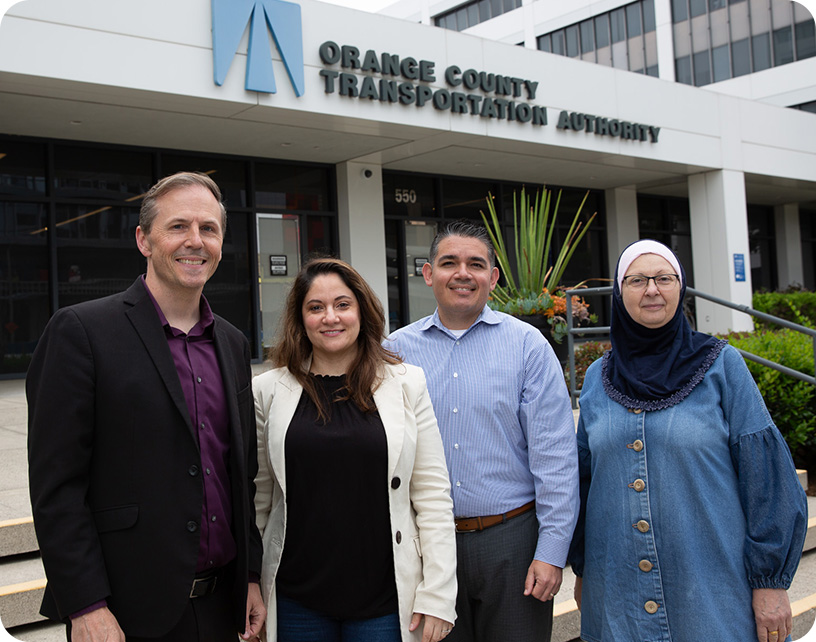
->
xmin=270 ymin=257 xmax=401 ymax=422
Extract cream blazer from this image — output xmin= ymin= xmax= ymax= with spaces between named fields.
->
xmin=253 ymin=362 xmax=457 ymax=641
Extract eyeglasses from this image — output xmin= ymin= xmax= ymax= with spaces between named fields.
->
xmin=622 ymin=274 xmax=680 ymax=290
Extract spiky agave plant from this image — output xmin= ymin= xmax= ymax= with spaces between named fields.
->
xmin=480 ymin=186 xmax=597 ymax=308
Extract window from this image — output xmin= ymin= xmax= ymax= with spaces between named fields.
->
xmin=752 ymin=32 xmax=771 ymax=71
xmin=255 ymin=164 xmax=331 ymax=212
xmin=552 ymin=30 xmax=566 ymax=56
xmin=773 ymin=26 xmax=794 ymax=65
xmin=693 ymin=50 xmax=712 ymax=85
xmin=712 ymin=44 xmax=731 ymax=80
xmin=0 ymin=140 xmax=46 ymax=196
xmin=435 ymin=0 xmax=520 ymax=30
xmin=676 ymin=55 xmax=693 ymax=83
xmin=53 ymin=146 xmax=152 ymax=200
xmin=672 ymin=0 xmax=689 ymax=23
xmin=441 ymin=178 xmax=498 ymax=221
xmin=595 ymin=14 xmax=610 ymax=47
xmin=0 ymin=202 xmax=49 ymax=374
xmin=689 ymin=0 xmax=707 ymax=18
xmin=611 ymin=8 xmax=626 ymax=42
xmin=795 ymin=20 xmax=816 ymax=59
xmin=566 ymin=25 xmax=580 ymax=57
xmin=456 ymin=7 xmax=468 ymax=29
xmin=643 ymin=0 xmax=657 ymax=32
xmin=162 ymin=155 xmax=248 ymax=208
xmin=538 ymin=34 xmax=552 ymax=53
xmin=467 ymin=3 xmax=478 ymax=27
xmin=382 ymin=174 xmax=436 ymax=218
xmin=792 ymin=100 xmax=816 ymax=113
xmin=580 ymin=19 xmax=595 ymax=53
xmin=627 ymin=3 xmax=643 ymax=36
xmin=732 ymin=37 xmax=751 ymax=75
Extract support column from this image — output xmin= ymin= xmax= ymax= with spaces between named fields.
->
xmin=688 ymin=170 xmax=753 ymax=333
xmin=604 ymin=186 xmax=640 ymax=277
xmin=336 ymin=161 xmax=389 ymax=325
xmin=774 ymin=203 xmax=804 ymax=289
xmin=654 ymin=0 xmax=676 ymax=81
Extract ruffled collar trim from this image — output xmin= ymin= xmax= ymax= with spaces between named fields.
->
xmin=601 ymin=339 xmax=728 ymax=411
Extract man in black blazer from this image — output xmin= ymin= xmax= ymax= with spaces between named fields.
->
xmin=27 ymin=172 xmax=266 ymax=642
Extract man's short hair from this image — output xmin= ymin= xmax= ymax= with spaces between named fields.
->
xmin=429 ymin=219 xmax=496 ymax=268
xmin=139 ymin=172 xmax=227 ymax=234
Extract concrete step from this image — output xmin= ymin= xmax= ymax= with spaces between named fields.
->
xmin=0 ymin=554 xmax=45 ymax=630
xmin=0 ymin=518 xmax=36 ymax=559
xmin=2 ymin=620 xmax=64 ymax=642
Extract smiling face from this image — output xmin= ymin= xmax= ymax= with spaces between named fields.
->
xmin=136 ymin=184 xmax=223 ymax=300
xmin=422 ymin=235 xmax=500 ymax=330
xmin=621 ymin=253 xmax=681 ymax=329
xmin=302 ymin=273 xmax=361 ymax=370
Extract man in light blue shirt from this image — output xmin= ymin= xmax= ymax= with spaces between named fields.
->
xmin=387 ymin=220 xmax=579 ymax=642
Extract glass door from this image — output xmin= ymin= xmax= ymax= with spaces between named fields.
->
xmin=257 ymin=214 xmax=300 ymax=354
xmin=405 ymin=221 xmax=437 ymax=324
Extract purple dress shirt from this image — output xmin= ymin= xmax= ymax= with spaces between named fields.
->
xmin=142 ymin=278 xmax=237 ymax=573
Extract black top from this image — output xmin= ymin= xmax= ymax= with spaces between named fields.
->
xmin=276 ymin=374 xmax=399 ymax=618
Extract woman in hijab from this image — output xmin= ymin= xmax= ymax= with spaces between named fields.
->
xmin=568 ymin=240 xmax=807 ymax=642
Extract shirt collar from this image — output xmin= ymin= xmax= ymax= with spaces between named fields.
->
xmin=422 ymin=305 xmax=502 ymax=337
xmin=140 ymin=275 xmax=214 ymax=336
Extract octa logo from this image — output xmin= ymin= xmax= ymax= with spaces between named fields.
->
xmin=212 ymin=0 xmax=305 ymax=96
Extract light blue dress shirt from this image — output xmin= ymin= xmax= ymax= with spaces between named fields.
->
xmin=569 ymin=345 xmax=808 ymax=642
xmin=387 ymin=306 xmax=580 ymax=568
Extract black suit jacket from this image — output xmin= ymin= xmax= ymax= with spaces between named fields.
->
xmin=27 ymin=279 xmax=263 ymax=637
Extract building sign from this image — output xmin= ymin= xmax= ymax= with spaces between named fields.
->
xmin=210 ymin=2 xmax=659 ymax=142
xmin=212 ymin=0 xmax=305 ymax=95
xmin=733 ymin=253 xmax=746 ymax=282
xmin=555 ymin=111 xmax=660 ymax=142
xmin=318 ymin=42 xmax=547 ymax=127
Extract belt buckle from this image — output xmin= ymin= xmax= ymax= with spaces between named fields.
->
xmin=190 ymin=575 xmax=216 ymax=598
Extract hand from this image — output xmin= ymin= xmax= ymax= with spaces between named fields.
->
xmin=71 ymin=607 xmax=126 ymax=642
xmin=574 ymin=575 xmax=582 ymax=611
xmin=753 ymin=588 xmax=792 ymax=642
xmin=523 ymin=560 xmax=562 ymax=602
xmin=409 ymin=613 xmax=454 ymax=641
xmin=242 ymin=581 xmax=267 ymax=640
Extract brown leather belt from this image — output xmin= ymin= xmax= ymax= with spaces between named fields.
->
xmin=454 ymin=500 xmax=535 ymax=533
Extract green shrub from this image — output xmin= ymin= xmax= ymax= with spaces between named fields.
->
xmin=752 ymin=290 xmax=816 ymax=330
xmin=565 ymin=341 xmax=610 ymax=392
xmin=724 ymin=329 xmax=815 ymax=470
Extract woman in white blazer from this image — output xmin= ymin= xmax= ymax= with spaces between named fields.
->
xmin=253 ymin=257 xmax=456 ymax=642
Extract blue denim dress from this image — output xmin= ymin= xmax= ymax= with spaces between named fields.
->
xmin=570 ymin=345 xmax=807 ymax=642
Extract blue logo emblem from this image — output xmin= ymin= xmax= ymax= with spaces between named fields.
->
xmin=212 ymin=0 xmax=305 ymax=96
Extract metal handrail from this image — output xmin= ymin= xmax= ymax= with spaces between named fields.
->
xmin=564 ymin=286 xmax=816 ymax=409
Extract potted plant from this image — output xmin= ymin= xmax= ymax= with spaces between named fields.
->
xmin=480 ymin=186 xmax=598 ymax=349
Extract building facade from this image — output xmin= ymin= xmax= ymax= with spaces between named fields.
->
xmin=0 ymin=0 xmax=814 ymax=375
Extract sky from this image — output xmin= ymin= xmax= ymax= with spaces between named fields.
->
xmin=2 ymin=0 xmax=816 ymax=23
xmin=0 ymin=0 xmax=401 ymax=19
